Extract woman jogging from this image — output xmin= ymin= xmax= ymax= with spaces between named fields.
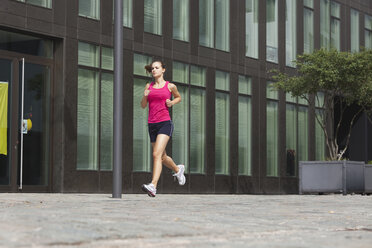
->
xmin=141 ymin=60 xmax=186 ymax=197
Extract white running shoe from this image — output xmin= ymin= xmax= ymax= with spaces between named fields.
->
xmin=173 ymin=164 xmax=186 ymax=185
xmin=141 ymin=183 xmax=156 ymax=197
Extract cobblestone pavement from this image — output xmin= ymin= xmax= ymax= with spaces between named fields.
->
xmin=0 ymin=193 xmax=371 ymax=247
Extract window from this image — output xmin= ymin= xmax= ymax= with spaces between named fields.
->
xmin=286 ymin=0 xmax=296 ymax=67
xmin=315 ymin=93 xmax=325 ymax=160
xmin=304 ymin=1 xmax=314 ymax=53
xmin=123 ymin=0 xmax=133 ymax=27
xmin=199 ymin=0 xmax=230 ymax=51
xmin=320 ymin=0 xmax=340 ymax=50
xmin=17 ymin=0 xmax=52 ymax=8
xmin=246 ymin=0 xmax=259 ymax=58
xmin=238 ymin=75 xmax=252 ymax=176
xmin=351 ymin=9 xmax=360 ymax=52
xmin=267 ymin=0 xmax=278 ymax=63
xmin=365 ymin=14 xmax=372 ymax=49
xmin=172 ymin=62 xmax=207 ymax=174
xmin=79 ymin=0 xmax=100 ymax=20
xmin=286 ymin=97 xmax=297 ymax=177
xmin=133 ymin=54 xmax=153 ymax=172
xmin=144 ymin=0 xmax=162 ymax=35
xmin=173 ymin=0 xmax=189 ymax=41
xmin=215 ymin=71 xmax=230 ymax=175
xmin=266 ymin=82 xmax=278 ymax=176
xmin=77 ymin=42 xmax=114 ymax=171
xmin=298 ymin=106 xmax=308 ymax=162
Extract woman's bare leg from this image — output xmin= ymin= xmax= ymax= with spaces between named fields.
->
xmin=150 ymin=134 xmax=170 ymax=188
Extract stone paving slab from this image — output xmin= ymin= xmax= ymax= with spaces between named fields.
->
xmin=0 ymin=193 xmax=371 ymax=247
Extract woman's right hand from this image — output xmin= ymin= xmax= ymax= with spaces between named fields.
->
xmin=144 ymin=89 xmax=151 ymax=97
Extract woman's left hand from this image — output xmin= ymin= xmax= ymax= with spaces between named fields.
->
xmin=166 ymin=99 xmax=173 ymax=107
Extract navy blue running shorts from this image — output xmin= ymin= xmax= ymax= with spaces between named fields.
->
xmin=148 ymin=120 xmax=174 ymax=143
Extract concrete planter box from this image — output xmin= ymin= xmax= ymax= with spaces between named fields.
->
xmin=299 ymin=161 xmax=365 ymax=195
xmin=365 ymin=165 xmax=372 ymax=194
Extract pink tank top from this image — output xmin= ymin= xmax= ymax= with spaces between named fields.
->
xmin=147 ymin=81 xmax=172 ymax=123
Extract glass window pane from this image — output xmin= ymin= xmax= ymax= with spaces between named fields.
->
xmin=173 ymin=62 xmax=189 ymax=84
xmin=351 ymin=9 xmax=360 ymax=52
xmin=190 ymin=66 xmax=206 ymax=87
xmin=0 ymin=29 xmax=53 ymax=58
xmin=173 ymin=0 xmax=189 ymax=41
xmin=238 ymin=75 xmax=252 ymax=95
xmin=366 ymin=15 xmax=372 ymax=30
xmin=246 ymin=0 xmax=259 ymax=58
xmin=286 ymin=0 xmax=296 ymax=67
xmin=366 ymin=30 xmax=372 ymax=49
xmin=144 ymin=0 xmax=162 ymax=35
xmin=215 ymin=92 xmax=230 ymax=175
xmin=286 ymin=104 xmax=297 ymax=176
xmin=123 ymin=0 xmax=133 ymax=27
xmin=27 ymin=0 xmax=52 ymax=8
xmin=266 ymin=100 xmax=278 ymax=176
xmin=298 ymin=106 xmax=308 ymax=162
xmin=79 ymin=0 xmax=100 ymax=19
xmin=101 ymin=47 xmax=113 ymax=71
xmin=133 ymin=53 xmax=152 ymax=76
xmin=331 ymin=18 xmax=340 ymax=50
xmin=190 ymin=88 xmax=206 ymax=174
xmin=331 ymin=1 xmax=340 ymax=18
xmin=315 ymin=92 xmax=325 ymax=108
xmin=216 ymin=70 xmax=230 ymax=91
xmin=266 ymin=0 xmax=278 ymax=63
xmin=304 ymin=8 xmax=314 ymax=53
xmin=78 ymin=42 xmax=99 ymax=68
xmin=303 ymin=0 xmax=313 ymax=9
xmin=320 ymin=0 xmax=330 ymax=49
xmin=298 ymin=95 xmax=308 ymax=105
xmin=238 ymin=96 xmax=252 ymax=175
xmin=100 ymin=73 xmax=113 ymax=171
xmin=266 ymin=81 xmax=278 ymax=100
xmin=172 ymin=85 xmax=189 ymax=169
xmin=286 ymin=92 xmax=296 ymax=103
xmin=77 ymin=69 xmax=99 ymax=170
xmin=133 ymin=78 xmax=151 ymax=172
xmin=215 ymin=0 xmax=230 ymax=51
xmin=315 ymin=109 xmax=326 ymax=160
xmin=199 ymin=0 xmax=214 ymax=48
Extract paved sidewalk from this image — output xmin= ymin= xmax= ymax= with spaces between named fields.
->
xmin=0 ymin=193 xmax=371 ymax=248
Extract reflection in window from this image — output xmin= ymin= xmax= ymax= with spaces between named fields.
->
xmin=286 ymin=0 xmax=296 ymax=67
xmin=17 ymin=0 xmax=52 ymax=8
xmin=298 ymin=106 xmax=308 ymax=162
xmin=144 ymin=0 xmax=162 ymax=35
xmin=77 ymin=69 xmax=99 ymax=170
xmin=238 ymin=76 xmax=252 ymax=176
xmin=246 ymin=0 xmax=259 ymax=58
xmin=267 ymin=101 xmax=278 ymax=176
xmin=304 ymin=6 xmax=314 ymax=53
xmin=351 ymin=9 xmax=360 ymax=52
xmin=215 ymin=92 xmax=230 ymax=175
xmin=133 ymin=78 xmax=151 ymax=172
xmin=365 ymin=15 xmax=372 ymax=49
xmin=100 ymin=73 xmax=114 ymax=171
xmin=190 ymin=89 xmax=206 ymax=173
xmin=173 ymin=0 xmax=189 ymax=41
xmin=79 ymin=0 xmax=100 ymax=20
xmin=286 ymin=104 xmax=297 ymax=176
xmin=267 ymin=0 xmax=278 ymax=63
xmin=172 ymin=85 xmax=189 ymax=169
xmin=215 ymin=0 xmax=230 ymax=51
xmin=199 ymin=0 xmax=214 ymax=48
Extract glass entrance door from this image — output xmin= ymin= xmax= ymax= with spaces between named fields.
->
xmin=18 ymin=60 xmax=51 ymax=189
xmin=0 ymin=56 xmax=51 ymax=192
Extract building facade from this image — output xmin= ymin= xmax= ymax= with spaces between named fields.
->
xmin=0 ymin=0 xmax=371 ymax=194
